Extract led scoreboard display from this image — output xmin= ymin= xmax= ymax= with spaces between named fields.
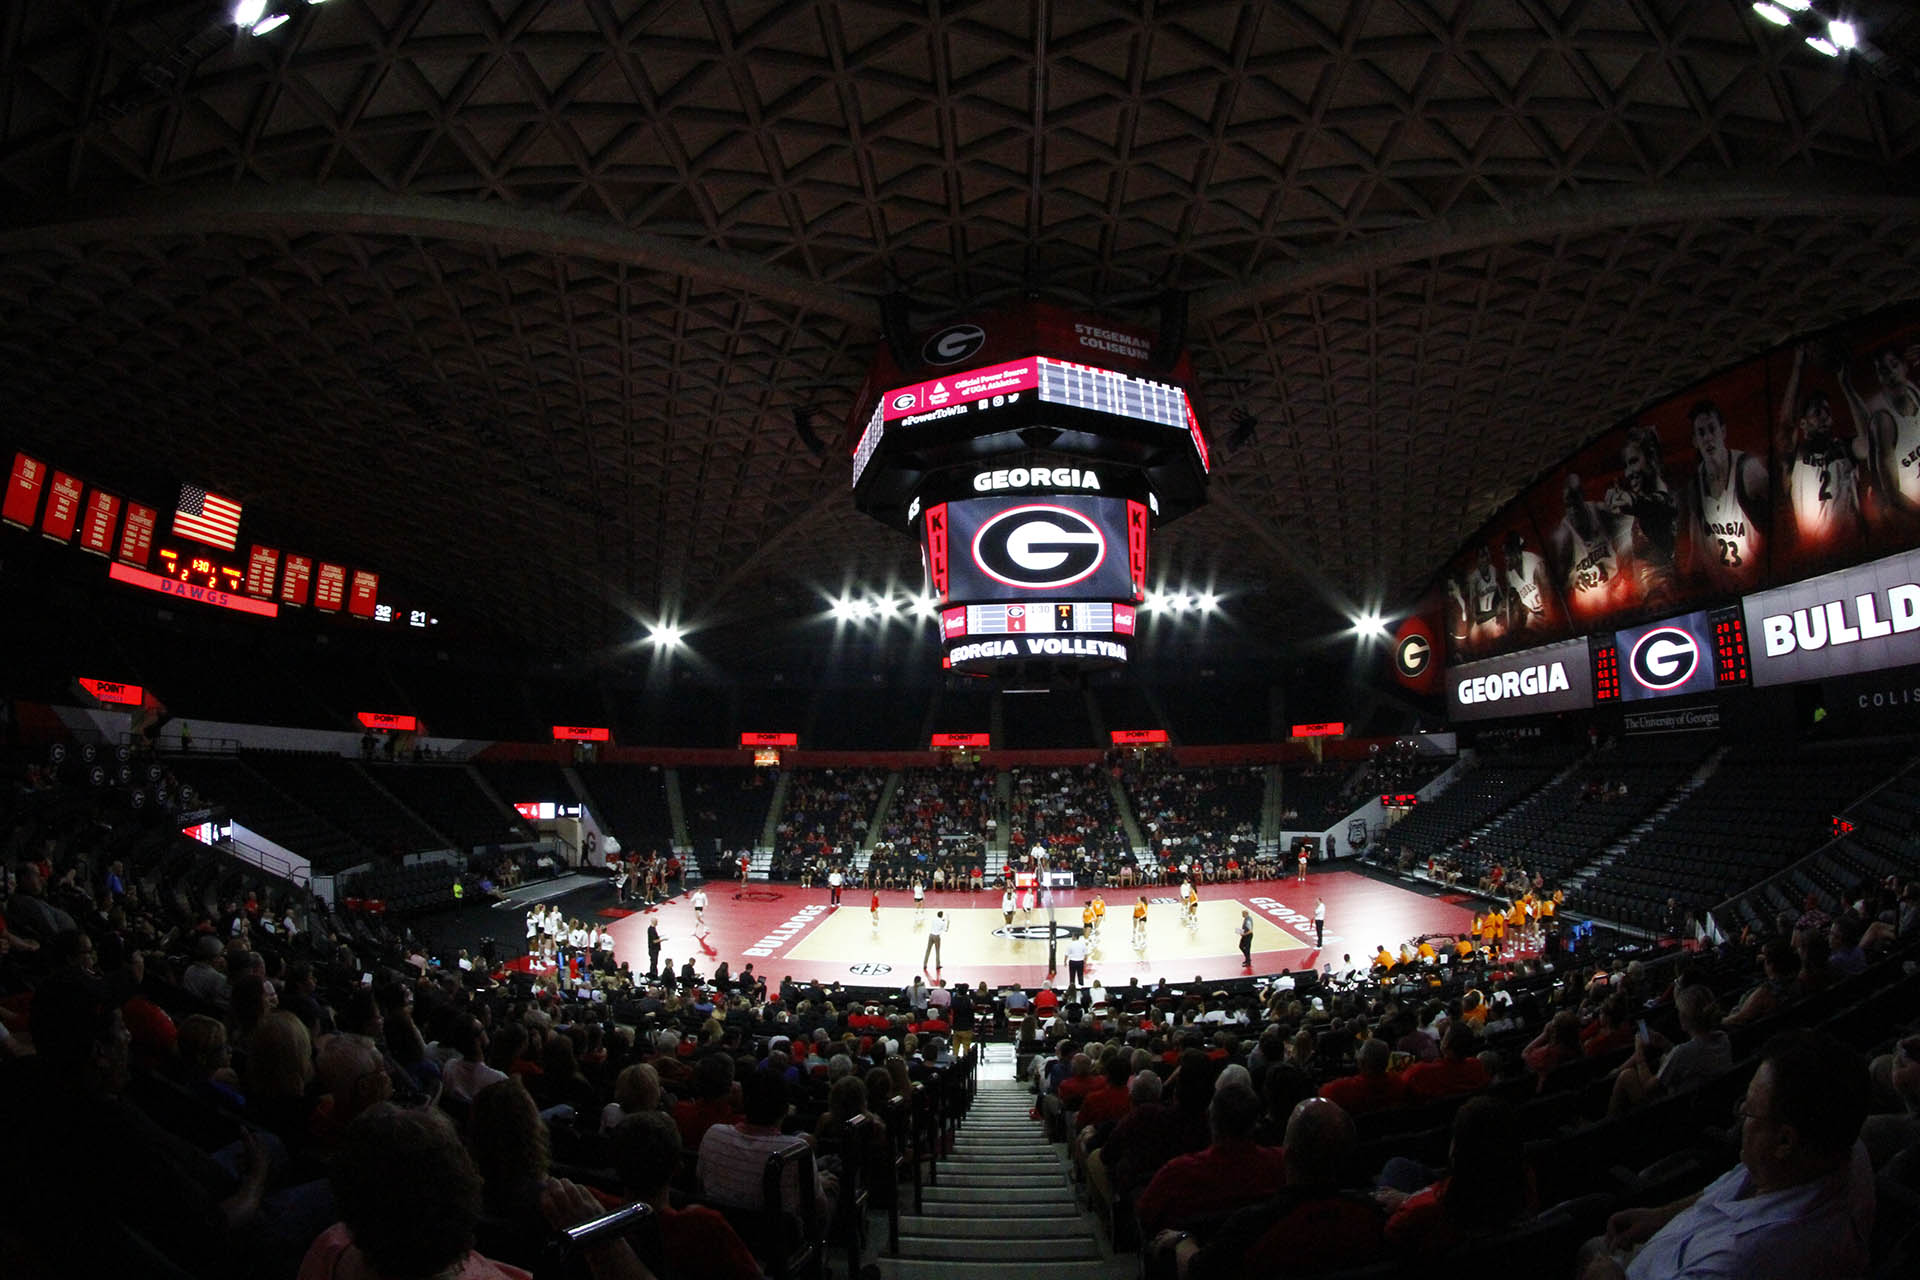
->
xmin=851 ymin=301 xmax=1210 ymax=679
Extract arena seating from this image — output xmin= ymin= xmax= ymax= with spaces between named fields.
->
xmin=239 ymin=750 xmax=444 ymax=855
xmin=1123 ymin=760 xmax=1265 ymax=875
xmin=165 ymin=752 xmax=365 ymax=873
xmin=570 ymin=762 xmax=675 ymax=856
xmin=1372 ymin=744 xmax=1581 ymax=870
xmin=1581 ymin=739 xmax=1915 ymax=932
xmin=1464 ymin=739 xmax=1710 ymax=885
xmin=365 ymin=761 xmax=526 ymax=851
xmin=681 ymin=767 xmax=776 ymax=870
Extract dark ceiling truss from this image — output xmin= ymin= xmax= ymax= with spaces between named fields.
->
xmin=0 ymin=0 xmax=1918 ymax=672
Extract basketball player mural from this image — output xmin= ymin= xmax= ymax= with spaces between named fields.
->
xmin=1549 ymin=471 xmax=1629 ymax=622
xmin=1839 ymin=339 xmax=1920 ymax=528
xmin=1500 ymin=529 xmax=1555 ymax=640
xmin=1465 ymin=546 xmax=1506 ymax=653
xmin=1680 ymin=399 xmax=1768 ymax=595
xmin=1776 ymin=343 xmax=1866 ymax=564
xmin=1605 ymin=424 xmax=1682 ymax=610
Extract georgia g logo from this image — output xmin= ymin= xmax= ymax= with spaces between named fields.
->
xmin=972 ymin=505 xmax=1106 ymax=590
xmin=922 ymin=323 xmax=987 ymax=366
xmin=1395 ymin=634 xmax=1431 ymax=679
xmin=1628 ymin=626 xmax=1700 ymax=691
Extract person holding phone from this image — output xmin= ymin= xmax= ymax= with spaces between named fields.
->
xmin=1607 ymin=985 xmax=1730 ymax=1117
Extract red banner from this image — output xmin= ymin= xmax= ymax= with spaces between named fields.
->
xmin=78 ymin=489 xmax=120 ymax=556
xmin=3 ymin=453 xmax=45 ymax=529
xmin=245 ymin=545 xmax=278 ymax=598
xmin=115 ymin=503 xmax=157 ymax=566
xmin=931 ymin=732 xmax=990 ymax=748
xmin=357 ymin=711 xmax=418 ymax=732
xmin=78 ymin=677 xmax=143 ymax=706
xmin=1291 ymin=722 xmax=1346 ymax=738
xmin=348 ymin=569 xmax=379 ymax=618
xmin=1111 ymin=729 xmax=1170 ymax=745
xmin=552 ymin=726 xmax=611 ymax=742
xmin=108 ymin=561 xmax=280 ymax=617
xmin=280 ymin=554 xmax=312 ymax=606
xmin=40 ymin=470 xmax=82 ymax=542
xmin=313 ymin=561 xmax=346 ymax=611
xmin=741 ymin=731 xmax=798 ymax=747
xmin=1127 ymin=499 xmax=1150 ymax=598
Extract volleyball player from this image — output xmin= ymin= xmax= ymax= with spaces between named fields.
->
xmin=1681 ymin=399 xmax=1768 ymax=594
xmin=691 ymin=887 xmax=708 ymax=932
xmin=1132 ymin=895 xmax=1148 ymax=949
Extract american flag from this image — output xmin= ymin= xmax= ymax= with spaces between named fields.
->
xmin=173 ymin=485 xmax=242 ymax=550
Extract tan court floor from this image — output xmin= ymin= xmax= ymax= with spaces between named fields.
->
xmin=782 ymin=897 xmax=1315 ymax=974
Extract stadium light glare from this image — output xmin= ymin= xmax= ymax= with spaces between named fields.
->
xmin=250 ymin=12 xmax=291 ymax=33
xmin=1805 ymin=35 xmax=1839 ymax=56
xmin=645 ymin=621 xmax=684 ymax=649
xmin=1829 ymin=20 xmax=1857 ymax=50
xmin=910 ymin=593 xmax=939 ymax=619
xmin=869 ymin=594 xmax=898 ymax=619
xmin=1196 ymin=591 xmax=1219 ymax=614
xmin=1353 ymin=611 xmax=1389 ymax=639
xmin=1775 ymin=0 xmax=1809 ymax=10
xmin=233 ymin=0 xmax=269 ymax=26
xmin=1750 ymin=3 xmax=1791 ymax=24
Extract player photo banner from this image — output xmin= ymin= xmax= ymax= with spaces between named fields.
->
xmin=1446 ymin=637 xmax=1595 ymax=722
xmin=1770 ymin=318 xmax=1920 ymax=580
xmin=1441 ymin=507 xmax=1570 ymax=663
xmin=1742 ymin=546 xmax=1920 ymax=687
xmin=942 ymin=494 xmax=1137 ymax=604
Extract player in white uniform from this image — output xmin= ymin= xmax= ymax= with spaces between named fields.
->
xmin=1606 ymin=425 xmax=1681 ymax=608
xmin=1179 ymin=877 xmax=1199 ymax=928
xmin=1550 ymin=472 xmax=1624 ymax=616
xmin=1501 ymin=530 xmax=1553 ymax=638
xmin=1466 ymin=546 xmax=1505 ymax=652
xmin=1777 ymin=344 xmax=1865 ymax=556
xmin=1841 ymin=344 xmax=1920 ymax=520
xmin=691 ymin=887 xmax=708 ymax=930
xmin=1683 ymin=399 xmax=1768 ymax=594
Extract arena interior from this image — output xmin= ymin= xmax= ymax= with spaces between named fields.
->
xmin=4 ymin=4 xmax=1920 ymax=1279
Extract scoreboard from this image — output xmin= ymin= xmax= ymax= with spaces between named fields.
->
xmin=850 ymin=301 xmax=1210 ymax=679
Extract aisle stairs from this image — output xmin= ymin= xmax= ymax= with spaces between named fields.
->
xmin=880 ymin=1077 xmax=1120 ymax=1280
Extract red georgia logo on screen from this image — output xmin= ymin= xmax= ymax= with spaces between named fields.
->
xmin=971 ymin=505 xmax=1107 ymax=590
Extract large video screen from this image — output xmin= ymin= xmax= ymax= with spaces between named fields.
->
xmin=1438 ymin=306 xmax=1920 ymax=666
xmin=928 ymin=494 xmax=1142 ymax=605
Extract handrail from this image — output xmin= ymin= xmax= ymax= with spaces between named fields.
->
xmin=218 ymin=834 xmax=310 ymax=888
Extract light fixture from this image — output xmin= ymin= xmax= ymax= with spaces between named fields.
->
xmin=1829 ymin=20 xmax=1858 ymax=50
xmin=1353 ymin=611 xmax=1389 ymax=640
xmin=911 ymin=593 xmax=939 ymax=620
xmin=1775 ymin=0 xmax=1809 ymax=9
xmin=1196 ymin=591 xmax=1219 ymax=614
xmin=645 ymin=621 xmax=683 ymax=649
xmin=1806 ymin=35 xmax=1840 ymax=56
xmin=250 ymin=12 xmax=291 ymax=33
xmin=1751 ymin=3 xmax=1791 ymax=25
xmin=233 ymin=0 xmax=268 ymax=26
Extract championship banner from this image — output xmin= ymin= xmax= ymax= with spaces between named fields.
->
xmin=117 ymin=502 xmax=157 ymax=566
xmin=280 ymin=554 xmax=313 ymax=606
xmin=3 ymin=452 xmax=45 ymax=529
xmin=40 ymin=470 xmax=83 ymax=542
xmin=1743 ymin=546 xmax=1920 ymax=686
xmin=78 ymin=489 xmax=120 ymax=557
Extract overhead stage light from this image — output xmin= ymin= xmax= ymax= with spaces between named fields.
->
xmin=1750 ymin=3 xmax=1791 ymax=25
